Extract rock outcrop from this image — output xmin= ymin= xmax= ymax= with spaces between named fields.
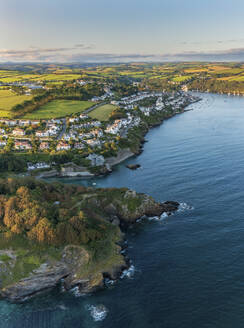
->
xmin=126 ymin=164 xmax=141 ymax=170
xmin=0 ymin=183 xmax=179 ymax=303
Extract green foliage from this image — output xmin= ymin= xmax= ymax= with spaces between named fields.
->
xmin=0 ymin=254 xmax=11 ymax=262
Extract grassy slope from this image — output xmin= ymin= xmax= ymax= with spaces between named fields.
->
xmin=23 ymin=100 xmax=94 ymax=119
xmin=0 ymin=90 xmax=33 ymax=118
xmin=89 ymin=104 xmax=118 ymax=121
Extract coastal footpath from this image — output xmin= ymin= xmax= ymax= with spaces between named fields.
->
xmin=0 ymin=177 xmax=179 ymax=302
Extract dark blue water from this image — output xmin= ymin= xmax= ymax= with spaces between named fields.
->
xmin=2 ymin=92 xmax=244 ymax=327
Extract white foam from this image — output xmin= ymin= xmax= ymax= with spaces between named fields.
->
xmin=178 ymin=202 xmax=194 ymax=212
xmin=120 ymin=264 xmax=135 ymax=279
xmin=86 ymin=304 xmax=108 ymax=322
xmin=160 ymin=212 xmax=169 ymax=219
xmin=104 ymin=278 xmax=116 ymax=286
xmin=70 ymin=286 xmax=85 ymax=297
xmin=148 ymin=216 xmax=160 ymax=221
xmin=57 ymin=304 xmax=68 ymax=311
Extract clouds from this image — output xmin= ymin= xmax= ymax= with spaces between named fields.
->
xmin=163 ymin=48 xmax=244 ymax=61
xmin=2 ymin=45 xmax=244 ymax=63
xmin=0 ymin=45 xmax=94 ymax=62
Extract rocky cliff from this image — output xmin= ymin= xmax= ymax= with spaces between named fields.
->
xmin=0 ymin=177 xmax=179 ymax=302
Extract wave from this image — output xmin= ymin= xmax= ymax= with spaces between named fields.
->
xmin=178 ymin=202 xmax=194 ymax=212
xmin=86 ymin=304 xmax=108 ymax=321
xmin=120 ymin=264 xmax=135 ymax=279
xmin=104 ymin=278 xmax=116 ymax=287
xmin=70 ymin=286 xmax=86 ymax=298
xmin=57 ymin=304 xmax=68 ymax=311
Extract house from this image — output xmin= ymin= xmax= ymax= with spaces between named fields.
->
xmin=63 ymin=132 xmax=76 ymax=141
xmin=19 ymin=120 xmax=30 ymax=126
xmin=27 ymin=162 xmax=50 ymax=170
xmin=4 ymin=120 xmax=17 ymax=126
xmin=69 ymin=117 xmax=79 ymax=123
xmin=39 ymin=142 xmax=49 ymax=150
xmin=15 ymin=140 xmax=32 ymax=150
xmin=85 ymin=138 xmax=101 ymax=148
xmin=90 ymin=129 xmax=103 ymax=138
xmin=31 ymin=120 xmax=40 ymax=126
xmin=46 ymin=124 xmax=60 ymax=136
xmin=77 ymin=80 xmax=87 ymax=86
xmin=0 ymin=140 xmax=7 ymax=147
xmin=50 ymin=119 xmax=62 ymax=124
xmin=12 ymin=128 xmax=25 ymax=136
xmin=140 ymin=107 xmax=151 ymax=116
xmin=56 ymin=142 xmax=71 ymax=151
xmin=79 ymin=114 xmax=88 ymax=120
xmin=91 ymin=121 xmax=101 ymax=127
xmin=78 ymin=132 xmax=93 ymax=140
xmin=91 ymin=96 xmax=100 ymax=102
xmin=74 ymin=142 xmax=85 ymax=150
xmin=35 ymin=130 xmax=49 ymax=138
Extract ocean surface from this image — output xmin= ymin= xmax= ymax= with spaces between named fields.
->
xmin=2 ymin=92 xmax=244 ymax=327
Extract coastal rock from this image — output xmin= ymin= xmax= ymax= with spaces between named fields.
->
xmin=0 ymin=263 xmax=69 ymax=302
xmin=160 ymin=201 xmax=179 ymax=213
xmin=115 ymin=194 xmax=179 ymax=223
xmin=126 ymin=164 xmax=141 ymax=170
xmin=0 ymin=183 xmax=179 ymax=302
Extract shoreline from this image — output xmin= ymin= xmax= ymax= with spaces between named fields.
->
xmin=0 ymin=95 xmax=201 ymax=302
xmin=38 ymin=96 xmax=201 ymax=180
xmin=0 ymin=181 xmax=180 ymax=302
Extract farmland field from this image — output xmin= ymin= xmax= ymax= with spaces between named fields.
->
xmin=0 ymin=89 xmax=32 ymax=118
xmin=172 ymin=75 xmax=193 ymax=82
xmin=88 ymin=104 xmax=118 ymax=121
xmin=23 ymin=100 xmax=94 ymax=119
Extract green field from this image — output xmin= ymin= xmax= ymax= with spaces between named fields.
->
xmin=23 ymin=100 xmax=94 ymax=119
xmin=0 ymin=89 xmax=33 ymax=118
xmin=0 ymin=69 xmax=82 ymax=84
xmin=89 ymin=104 xmax=118 ymax=121
xmin=172 ymin=75 xmax=193 ymax=82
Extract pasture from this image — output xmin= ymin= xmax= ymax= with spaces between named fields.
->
xmin=88 ymin=104 xmax=118 ymax=121
xmin=0 ymin=89 xmax=32 ymax=118
xmin=23 ymin=100 xmax=94 ymax=119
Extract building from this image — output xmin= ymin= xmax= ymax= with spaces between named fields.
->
xmin=35 ymin=130 xmax=50 ymax=138
xmin=86 ymin=138 xmax=101 ymax=148
xmin=74 ymin=142 xmax=85 ymax=150
xmin=19 ymin=120 xmax=30 ymax=126
xmin=12 ymin=128 xmax=25 ymax=136
xmin=56 ymin=142 xmax=71 ymax=151
xmin=39 ymin=142 xmax=49 ymax=150
xmin=0 ymin=140 xmax=7 ymax=147
xmin=14 ymin=140 xmax=32 ymax=150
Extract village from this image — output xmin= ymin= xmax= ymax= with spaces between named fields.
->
xmin=0 ymin=89 xmax=199 ymax=171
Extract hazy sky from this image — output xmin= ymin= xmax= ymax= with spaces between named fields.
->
xmin=1 ymin=0 xmax=244 ymax=62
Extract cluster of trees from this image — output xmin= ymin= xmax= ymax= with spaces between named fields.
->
xmin=0 ymin=178 xmax=113 ymax=246
xmin=0 ymin=154 xmax=27 ymax=172
xmin=142 ymin=78 xmax=180 ymax=92
xmin=111 ymin=80 xmax=138 ymax=98
xmin=188 ymin=78 xmax=244 ymax=94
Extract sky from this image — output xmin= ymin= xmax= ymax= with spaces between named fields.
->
xmin=1 ymin=0 xmax=244 ymax=62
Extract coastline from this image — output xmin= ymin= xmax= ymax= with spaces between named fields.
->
xmin=38 ymin=95 xmax=201 ymax=180
xmin=0 ymin=180 xmax=179 ymax=302
xmin=0 ymin=95 xmax=201 ymax=302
